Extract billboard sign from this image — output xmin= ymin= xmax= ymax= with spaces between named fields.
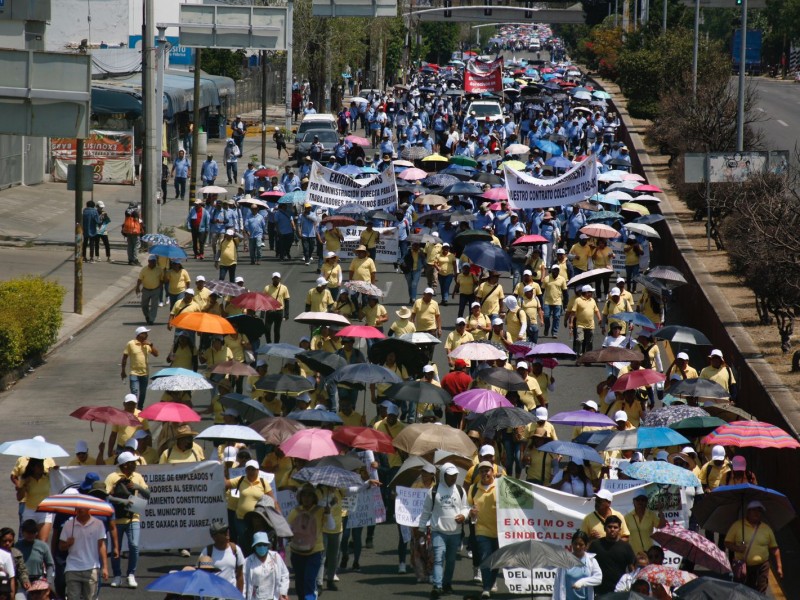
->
xmin=129 ymin=35 xmax=193 ymax=66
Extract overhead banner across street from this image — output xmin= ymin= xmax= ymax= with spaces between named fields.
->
xmin=464 ymin=57 xmax=504 ymax=94
xmin=504 ymin=155 xmax=598 ymax=209
xmin=306 ymin=162 xmax=398 ymax=211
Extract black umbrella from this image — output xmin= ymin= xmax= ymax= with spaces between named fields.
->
xmin=220 ymin=393 xmax=273 ymax=423
xmin=669 ymin=378 xmax=729 ymax=400
xmin=448 ymin=210 xmax=477 ymax=223
xmin=287 ymin=407 xmax=343 ymax=424
xmin=307 ymin=454 xmax=364 ymax=471
xmin=703 ymin=403 xmax=754 ymax=423
xmin=475 ymin=367 xmax=527 ymax=391
xmin=673 ymin=577 xmax=768 ymax=600
xmin=463 ymin=241 xmax=513 ymax=273
xmin=383 ymin=381 xmax=452 ymax=406
xmin=469 ymin=407 xmax=537 ymax=432
xmin=397 ymin=183 xmax=428 ymax=194
xmin=653 ymin=325 xmax=711 ymax=346
xmin=327 ymin=363 xmax=403 ymax=387
xmin=367 ymin=209 xmax=398 ymax=222
xmin=608 ymin=158 xmax=632 ymax=168
xmin=647 ymin=265 xmax=688 ymax=285
xmin=634 ymin=214 xmax=666 ymax=225
xmin=226 ymin=314 xmax=267 ymax=343
xmin=474 ymin=171 xmax=503 ymax=185
xmin=335 ymin=203 xmax=369 ymax=217
xmin=367 ymin=338 xmax=427 ymax=378
xmin=254 ymin=374 xmax=314 ymax=393
xmin=634 ymin=274 xmax=672 ymax=297
xmin=577 ymin=347 xmax=644 ymax=364
xmin=453 ymin=230 xmax=492 ymax=251
xmin=296 ymin=350 xmax=347 ymax=376
xmin=440 ymin=182 xmax=483 ymax=196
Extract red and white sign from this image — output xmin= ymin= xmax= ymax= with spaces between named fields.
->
xmin=51 ymin=129 xmax=136 ymax=185
xmin=464 ymin=57 xmax=503 ymax=94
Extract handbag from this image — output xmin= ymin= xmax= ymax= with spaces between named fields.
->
xmin=732 ymin=522 xmax=759 ymax=582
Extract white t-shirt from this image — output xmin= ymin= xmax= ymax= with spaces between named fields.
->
xmin=200 ymin=543 xmax=245 ymax=587
xmin=60 ymin=516 xmax=105 ymax=572
xmin=0 ymin=548 xmax=15 ymax=577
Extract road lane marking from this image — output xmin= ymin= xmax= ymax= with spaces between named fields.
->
xmin=777 ymin=119 xmax=788 ymax=127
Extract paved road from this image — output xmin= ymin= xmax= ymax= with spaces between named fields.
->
xmin=749 ymin=77 xmax=800 ymax=152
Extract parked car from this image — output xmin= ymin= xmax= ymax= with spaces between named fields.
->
xmin=294 ymin=129 xmax=339 ymax=165
xmin=296 ymin=114 xmax=337 ymax=136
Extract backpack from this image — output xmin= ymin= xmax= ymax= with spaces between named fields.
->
xmin=206 ymin=542 xmax=242 ymax=568
xmin=122 ymin=213 xmax=141 ymax=235
xmin=290 ymin=509 xmax=318 ymax=552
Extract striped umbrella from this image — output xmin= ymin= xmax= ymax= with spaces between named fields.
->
xmin=701 ymin=420 xmax=800 ymax=449
xmin=38 ymin=494 xmax=114 ymax=517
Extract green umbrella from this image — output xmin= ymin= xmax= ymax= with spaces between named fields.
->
xmin=669 ymin=415 xmax=727 ymax=437
xmin=449 ymin=154 xmax=478 ymax=168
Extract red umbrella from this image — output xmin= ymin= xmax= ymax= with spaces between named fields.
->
xmin=511 ymin=234 xmax=547 ymax=246
xmin=331 ymin=426 xmax=395 ymax=453
xmin=634 ymin=184 xmax=663 ymax=193
xmin=280 ymin=429 xmax=339 ymax=460
xmin=481 ymin=187 xmax=508 ymax=201
xmin=701 ymin=420 xmax=800 ymax=449
xmin=260 ymin=190 xmax=285 ymax=199
xmin=230 ymin=291 xmax=281 ymax=312
xmin=139 ymin=402 xmax=201 ymax=423
xmin=70 ymin=406 xmax=142 ymax=427
xmin=254 ymin=168 xmax=279 ymax=178
xmin=335 ymin=325 xmax=386 ymax=339
xmin=345 ymin=135 xmax=370 ymax=147
xmin=611 ymin=369 xmax=666 ymax=392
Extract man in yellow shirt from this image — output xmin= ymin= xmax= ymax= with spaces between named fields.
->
xmin=468 ymin=462 xmax=499 ymax=598
xmin=194 ymin=275 xmax=211 ymax=310
xmin=625 ymin=492 xmax=666 ymax=555
xmin=445 ymin=318 xmax=474 ymax=367
xmin=359 ymin=222 xmax=380 ymax=260
xmin=699 ymin=444 xmax=731 ymax=492
xmin=435 ymin=242 xmax=457 ymax=305
xmin=724 ymin=501 xmax=782 ymax=591
xmin=513 ymin=270 xmax=542 ymax=300
xmin=475 ymin=272 xmax=504 ymax=318
xmin=216 ymin=228 xmax=239 ymax=282
xmin=305 ymin=277 xmax=334 ymax=313
xmin=515 ymin=361 xmax=545 ymax=410
xmin=567 ymin=285 xmax=602 ymax=358
xmin=159 ymin=425 xmax=205 ymax=464
xmin=603 ymin=287 xmax=634 ymax=334
xmin=264 ymin=272 xmax=290 ymax=344
xmin=542 ymin=265 xmax=567 ymax=338
xmin=616 ymin=276 xmax=634 ymax=306
xmin=455 ymin=263 xmax=478 ymax=318
xmin=520 ymin=285 xmax=544 ymax=343
xmin=411 ymin=288 xmax=441 ymax=336
xmin=136 ymin=255 xmax=163 ymax=324
xmin=487 ymin=317 xmax=512 ymax=348
xmin=699 ymin=349 xmax=736 ymax=393
xmin=121 ymin=326 xmax=159 ymax=410
xmin=348 ymin=245 xmax=377 ymax=284
xmin=167 ymin=288 xmax=201 ymax=335
xmin=580 ymin=489 xmax=631 ymax=540
xmin=568 ymin=234 xmax=594 ymax=275
xmin=338 ymin=397 xmax=366 ymax=427
xmin=423 ymin=236 xmax=442 ymax=292
xmin=107 ymin=394 xmax=150 ymax=460
xmin=530 ymin=360 xmax=554 ymax=407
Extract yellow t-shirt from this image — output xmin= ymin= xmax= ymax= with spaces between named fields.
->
xmin=604 ymin=297 xmax=634 ymax=333
xmin=624 ymin=242 xmax=640 ymax=266
xmin=412 ymin=298 xmax=440 ymax=331
xmin=521 ymin=296 xmax=541 ymax=325
xmin=359 ymin=228 xmax=380 ymax=249
xmin=338 ymin=410 xmax=366 ymax=427
xmin=505 ymin=308 xmax=527 ymax=341
xmin=525 ymin=447 xmax=553 ymax=484
xmin=725 ymin=519 xmax=777 ymax=566
xmin=476 ymin=282 xmax=504 ymax=317
xmin=700 ymin=460 xmax=731 ymax=490
xmin=518 ymin=376 xmax=543 ymax=411
xmin=374 ymin=419 xmax=406 ymax=467
xmin=362 ymin=303 xmax=387 ymax=328
xmin=524 ymin=421 xmax=558 ymax=440
xmin=467 ymin=481 xmax=498 ymax=538
xmin=111 ymin=409 xmax=149 ymax=447
xmin=20 ymin=473 xmax=51 ymax=510
xmin=542 ymin=275 xmax=567 ymax=306
xmin=533 ymin=372 xmax=550 ymax=404
xmin=436 ymin=253 xmax=456 ymax=276
xmin=698 ymin=365 xmax=735 ymax=392
xmin=171 ymin=298 xmax=201 ymax=319
xmin=159 ymin=442 xmax=205 ymax=464
xmin=195 ymin=287 xmax=211 ymax=310
xmin=322 ymin=263 xmax=342 ymax=289
xmin=569 ymin=243 xmax=594 ymax=271
xmin=638 ymin=289 xmax=662 ymax=325
xmin=467 ymin=313 xmax=490 ymax=341
xmin=264 ymin=283 xmax=290 ymax=309
xmin=166 ymin=269 xmax=191 ymax=295
xmin=138 ymin=265 xmax=163 ymax=290
xmin=572 ymin=297 xmax=599 ymax=329
xmin=104 ymin=471 xmax=149 ymax=523
xmin=445 ymin=329 xmax=473 ymax=352
xmin=456 ymin=272 xmax=477 ymax=296
xmin=349 ymin=257 xmax=376 ymax=282
xmin=581 ymin=508 xmax=631 ymax=538
xmin=124 ymin=340 xmax=153 ymax=376
xmin=514 ymin=281 xmax=542 ymax=298
xmin=203 ymin=346 xmax=234 ymax=373
xmin=592 ymin=246 xmax=614 ymax=268
xmin=231 ymin=475 xmax=272 ymax=519
xmin=334 ymin=299 xmax=356 ymax=319
xmin=424 ymin=242 xmax=442 ymax=265
xmin=324 ymin=228 xmax=342 ymax=251
xmin=225 ymin=333 xmax=247 ymax=363
xmin=552 ymin=259 xmax=570 ymax=280
xmin=625 ymin=509 xmax=661 ymax=555
xmin=218 ymin=237 xmax=238 ymax=266
xmin=306 ymin=288 xmax=333 ymax=312
xmin=390 ymin=318 xmax=416 ymax=336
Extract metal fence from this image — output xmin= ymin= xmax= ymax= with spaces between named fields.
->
xmin=229 ymin=65 xmax=285 ymax=117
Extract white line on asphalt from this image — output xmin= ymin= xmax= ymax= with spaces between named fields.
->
xmin=777 ymin=119 xmax=789 ymax=127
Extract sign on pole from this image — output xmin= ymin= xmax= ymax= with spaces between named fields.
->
xmin=312 ymin=0 xmax=397 ymax=17
xmin=684 ymin=151 xmax=789 ymax=183
xmin=178 ymin=5 xmax=287 ymax=50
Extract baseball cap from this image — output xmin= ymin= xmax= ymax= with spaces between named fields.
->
xmin=517 ymin=361 xmax=529 ymax=370
xmin=75 ymin=440 xmax=89 ymax=454
xmin=504 ymin=296 xmax=518 ymax=310
xmin=252 ymin=531 xmax=271 ymax=547
xmin=184 ymin=288 xmax=195 ymax=296
xmin=223 ymin=446 xmax=238 ymax=462
xmin=746 ymin=500 xmax=765 ymax=511
xmin=471 ymin=302 xmax=481 ymax=308
xmin=614 ymin=410 xmax=628 ymax=422
xmin=441 ymin=462 xmax=459 ymax=476
xmin=222 ymin=408 xmax=239 ymax=417
xmin=579 ymin=233 xmax=589 ymax=240
xmin=682 ymin=446 xmax=697 ymax=455
xmin=523 ymin=285 xmax=534 ymax=293
xmin=209 ymin=521 xmax=229 ymax=535
xmin=423 ymin=365 xmax=435 ymax=374
xmin=633 ymin=490 xmax=649 ymax=499
xmin=534 ymin=407 xmax=548 ymax=421
xmin=479 ymin=444 xmax=495 ymax=456
xmin=124 ymin=393 xmax=138 ymax=404
xmin=594 ymin=489 xmax=613 ymax=502
xmin=386 ymin=404 xmax=400 ymax=416
xmin=454 ymin=359 xmax=467 ymax=368
xmin=491 ymin=318 xmax=503 ymax=327
xmin=235 ymin=276 xmax=245 ymax=284
xmin=225 ymin=228 xmax=235 ymax=236
xmin=423 ymin=287 xmax=434 ymax=295
xmin=135 ymin=326 xmax=150 ymax=335
xmin=477 ymin=460 xmax=494 ymax=470
xmin=326 ymin=251 xmax=337 ymax=258
xmin=617 ymin=276 xmax=626 ymax=283
xmin=709 ymin=349 xmax=723 ymax=358
xmin=523 ymin=269 xmax=532 ymax=276
xmin=556 ymin=248 xmax=566 ymax=254
xmin=456 ymin=317 xmax=466 ymax=325
xmin=245 ymin=459 xmax=260 ymax=470
xmin=582 ymin=399 xmax=599 ymax=411
xmin=316 ymin=277 xmax=327 ymax=286
xmin=655 ymin=450 xmax=669 ymax=462
xmin=196 ymin=275 xmax=206 ymax=282
xmin=117 ymin=451 xmax=137 ymax=465
xmin=581 ymin=284 xmax=595 ymax=293
xmin=711 ymin=445 xmax=726 ymax=461
xmin=676 ymin=352 xmax=690 ymax=360
xmin=272 ymin=272 xmax=281 ymax=278
xmin=732 ymin=456 xmax=747 ymax=471
xmin=610 ymin=287 xmax=621 ymax=296
xmin=147 ymin=254 xmax=157 ymax=262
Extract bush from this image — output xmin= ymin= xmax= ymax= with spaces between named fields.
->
xmin=0 ymin=314 xmax=24 ymax=370
xmin=0 ymin=276 xmax=65 ymax=363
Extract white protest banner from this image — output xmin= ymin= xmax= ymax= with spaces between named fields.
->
xmin=610 ymin=241 xmax=627 ymax=275
xmin=276 ymin=489 xmax=299 ymax=516
xmin=395 ymin=486 xmax=430 ymax=527
xmin=504 ymin=155 xmax=598 ymax=209
xmin=345 ymin=485 xmax=386 ymax=529
xmin=307 ymin=162 xmax=398 ymax=211
xmin=496 ymin=477 xmax=652 ymax=595
xmin=340 ymin=226 xmax=399 ymax=263
xmin=600 ymin=478 xmax=646 ymax=492
xmin=50 ymin=462 xmax=226 ymax=550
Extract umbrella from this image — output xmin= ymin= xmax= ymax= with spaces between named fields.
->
xmin=703 ymin=403 xmax=754 ymax=423
xmin=331 ymin=426 xmax=395 ymax=453
xmin=70 ymin=406 xmax=141 ymax=427
xmin=280 ymin=428 xmax=339 ymax=461
xmin=249 ymin=416 xmax=305 ymax=445
xmin=651 ymin=525 xmax=731 ymax=574
xmin=287 ymin=408 xmax=343 ymax=424
xmin=636 ymin=565 xmax=697 ymax=588
xmin=512 ymin=234 xmax=548 ymax=246
xmin=625 ymin=223 xmax=660 ymax=239
xmin=342 ymin=281 xmax=383 ymax=298
xmin=415 ymin=194 xmax=448 ymax=207
xmin=254 ymin=167 xmax=279 ymax=178
xmin=230 ymin=292 xmax=281 ymax=312
xmin=368 ymin=338 xmax=427 ymax=376
xmin=647 ymin=265 xmax=689 ymax=285
xmin=449 ymin=155 xmax=478 ymax=168
xmin=468 ymin=407 xmax=538 ymax=432
xmin=500 ymin=160 xmax=526 ymax=171
xmin=328 ymin=363 xmax=403 ymax=387
xmin=593 ymin=90 xmax=612 ymax=100
xmin=138 ymin=402 xmax=201 ymax=422
xmin=694 ymin=483 xmax=796 ymax=533
xmin=37 ymin=494 xmax=114 ymax=517
xmin=258 ymin=343 xmax=304 ymax=360
xmin=653 ymin=325 xmax=711 ymax=346
xmin=505 ymin=143 xmax=530 ymax=155
xmin=641 ymin=405 xmax=709 ymax=428
xmin=604 ymin=191 xmax=634 ymax=202
xmin=146 ymin=568 xmax=243 ymax=600
xmin=546 ymin=156 xmax=574 ymax=170
xmin=669 ymin=416 xmax=727 ymax=437
xmin=148 ymin=244 xmax=188 ymax=261
xmin=388 ymin=456 xmax=436 ymax=487
xmin=200 ymin=185 xmax=229 ymax=195
xmin=475 ymin=171 xmax=503 ymax=185
xmin=440 ymin=182 xmax=483 ymax=196
xmin=282 ymin=190 xmax=306 ymax=204
xmin=294 ymin=312 xmax=350 ymax=327
xmin=702 ymin=420 xmax=800 ymax=449
xmin=621 ymin=461 xmax=701 ymax=487
xmin=611 ymin=369 xmax=666 ymax=392
xmin=535 ymin=139 xmax=562 ymax=155
xmin=462 ymin=241 xmax=513 ymax=272
xmin=598 ymin=171 xmax=625 ymax=182
xmin=422 ymin=174 xmax=459 ymax=188
xmin=408 ymin=233 xmax=440 ymax=245
xmin=141 ymin=233 xmax=178 ymax=246
xmin=421 ymin=153 xmax=449 ymax=164
xmin=453 ymin=389 xmax=512 ymax=413
xmin=453 ymin=230 xmax=492 ymax=251
xmin=148 ymin=375 xmax=213 ymax=391
xmin=475 ymin=367 xmax=528 ymax=391
xmin=195 ymin=424 xmax=266 ymax=444
xmin=398 ymin=167 xmax=428 ymax=181
xmin=577 ymin=347 xmax=644 ymax=364
xmin=588 ymin=210 xmax=623 ymax=222
xmin=621 ymin=202 xmax=650 ymax=216
xmin=565 ymin=268 xmax=616 ymax=289
xmin=526 ymin=342 xmax=576 ymax=360
xmin=398 ymin=332 xmax=441 ymax=345
xmin=335 ymin=324 xmax=385 ymax=339
xmin=254 ymin=374 xmax=314 ymax=394
xmin=401 ymin=146 xmax=431 ymax=160
xmin=481 ymin=187 xmax=508 ymax=201
xmin=226 ymin=314 xmax=267 ymax=341
xmin=594 ymin=427 xmax=690 ymax=451
xmin=244 ymin=495 xmax=293 ymax=539
xmin=537 ymin=440 xmax=605 ymax=464
xmin=345 ymin=134 xmax=370 ymax=146
xmin=549 ymin=410 xmax=615 ymax=427
xmin=152 ymin=367 xmax=205 ymax=380
xmin=449 ymin=342 xmax=507 ymax=361
xmin=634 ymin=184 xmax=663 ymax=193
xmin=321 ymin=216 xmax=356 ymax=227
xmin=211 ymin=360 xmax=258 ymax=377
xmin=307 ymin=454 xmax=364 ymax=471
xmin=577 ymin=200 xmax=603 ymax=211
xmin=219 ymin=393 xmax=273 ymax=422
xmin=293 ymin=465 xmax=364 ymax=488
xmin=392 ymin=423 xmax=476 ymax=456
xmin=172 ymin=312 xmax=236 ymax=335
xmin=573 ymin=430 xmax=615 ymax=446
xmin=383 ymin=381 xmax=452 ymax=407
xmin=335 ymin=202 xmax=368 ymax=216
xmin=634 ymin=214 xmax=666 ymax=225
xmin=608 ymin=312 xmax=656 ymax=329
xmin=295 ymin=350 xmax=346 ymax=376
xmin=674 ymin=577 xmax=768 ymax=600
xmin=669 ymin=378 xmax=730 ymax=400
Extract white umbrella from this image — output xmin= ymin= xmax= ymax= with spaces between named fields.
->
xmin=201 ymin=185 xmax=229 ymax=195
xmin=625 ymin=223 xmax=660 ymax=239
xmin=606 ymin=181 xmax=640 ymax=192
xmin=598 ymin=171 xmax=625 ymax=183
xmin=0 ymin=438 xmax=69 ymax=459
xmin=397 ymin=332 xmax=441 ymax=345
xmin=633 ymin=194 xmax=661 ymax=203
xmin=349 ymin=96 xmax=368 ymax=104
xmin=195 ymin=424 xmax=266 ymax=444
xmin=242 ymin=198 xmax=269 ymax=208
xmin=603 ymin=190 xmax=634 ymax=202
xmin=450 ymin=342 xmax=507 ymax=361
xmin=148 ymin=375 xmax=214 ymax=391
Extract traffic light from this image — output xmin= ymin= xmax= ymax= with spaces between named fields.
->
xmin=736 ymin=0 xmax=742 ymax=4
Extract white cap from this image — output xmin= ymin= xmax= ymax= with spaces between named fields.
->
xmin=326 ymin=251 xmax=337 ymax=258
xmin=135 ymin=326 xmax=150 ymax=335
xmin=517 ymin=361 xmax=529 ymax=370
xmin=386 ymin=404 xmax=400 ymax=416
xmin=196 ymin=275 xmax=206 ymax=282
xmin=440 ymin=462 xmax=459 ymax=475
xmin=125 ymin=439 xmax=138 ymax=450
xmin=422 ymin=364 xmax=435 ymax=374
xmin=124 ymin=393 xmax=138 ymax=404
xmin=504 ymin=296 xmax=518 ymax=310
xmin=655 ymin=450 xmax=669 ymax=461
xmin=245 ymin=459 xmax=260 ymax=470
xmin=456 ymin=317 xmax=466 ymax=325
xmin=117 ymin=451 xmax=137 ymax=465
xmin=617 ymin=276 xmax=626 ymax=283
xmin=272 ymin=272 xmax=281 ymax=278
xmin=631 ymin=451 xmax=645 ymax=463
xmin=479 ymin=444 xmax=496 ymax=456
xmin=682 ymin=446 xmax=697 ymax=455
xmin=709 ymin=349 xmax=723 ymax=359
xmin=556 ymin=248 xmax=566 ymax=254
xmin=523 ymin=285 xmax=534 ymax=293
xmin=747 ymin=500 xmax=765 ymax=511
xmin=711 ymin=445 xmax=726 ymax=461
xmin=523 ymin=269 xmax=532 ymax=276
xmin=223 ymin=408 xmax=239 ymax=417
xmin=582 ymin=399 xmax=599 ymax=411
xmin=424 ymin=287 xmax=435 ymax=295
xmin=422 ymin=463 xmax=436 ymax=474
xmin=184 ymin=288 xmax=195 ymax=295
xmin=534 ymin=407 xmax=548 ymax=421
xmin=235 ymin=276 xmax=245 ymax=283
xmin=580 ymin=284 xmax=595 ymax=293
xmin=595 ymin=489 xmax=613 ymax=501
xmin=471 ymin=301 xmax=481 ymax=308
xmin=75 ymin=440 xmax=89 ymax=453
xmin=492 ymin=317 xmax=503 ymax=326
xmin=579 ymin=233 xmax=589 ymax=240
xmin=316 ymin=277 xmax=327 ymax=286
xmin=225 ymin=228 xmax=235 ymax=236
xmin=610 ymin=287 xmax=621 ymax=296
xmin=614 ymin=410 xmax=628 ymax=422
xmin=676 ymin=352 xmax=690 ymax=360
xmin=223 ymin=446 xmax=238 ymax=462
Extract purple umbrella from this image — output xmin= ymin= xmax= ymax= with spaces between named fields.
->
xmin=549 ymin=410 xmax=615 ymax=427
xmin=454 ymin=389 xmax=513 ymax=413
xmin=526 ymin=343 xmax=577 ymax=360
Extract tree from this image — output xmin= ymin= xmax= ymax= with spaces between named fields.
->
xmin=201 ymin=49 xmax=247 ymax=81
xmin=419 ymin=23 xmax=460 ymax=65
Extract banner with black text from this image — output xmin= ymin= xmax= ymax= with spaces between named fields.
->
xmin=504 ymin=155 xmax=598 ymax=209
xmin=307 ymin=162 xmax=398 ymax=211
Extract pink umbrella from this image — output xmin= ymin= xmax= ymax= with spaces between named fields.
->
xmin=651 ymin=525 xmax=731 ymax=574
xmin=482 ymin=187 xmax=508 ymax=201
xmin=345 ymin=135 xmax=370 ymax=147
xmin=634 ymin=184 xmax=663 ymax=193
xmin=622 ymin=173 xmax=645 ymax=182
xmin=139 ymin=402 xmax=201 ymax=423
xmin=260 ymin=190 xmax=285 ymax=199
xmin=335 ymin=324 xmax=386 ymax=339
xmin=512 ymin=234 xmax=547 ymax=246
xmin=454 ymin=389 xmax=512 ymax=413
xmin=397 ymin=167 xmax=428 ymax=181
xmin=280 ymin=429 xmax=340 ymax=460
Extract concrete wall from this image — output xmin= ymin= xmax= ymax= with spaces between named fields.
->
xmin=46 ymin=0 xmax=129 ymax=51
xmin=129 ymin=0 xmax=205 ymax=40
xmin=0 ymin=136 xmax=46 ymax=189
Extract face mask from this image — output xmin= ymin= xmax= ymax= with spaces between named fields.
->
xmin=254 ymin=545 xmax=269 ymax=557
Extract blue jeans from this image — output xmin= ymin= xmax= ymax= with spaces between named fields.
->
xmin=439 ymin=274 xmax=454 ymax=303
xmin=503 ymin=436 xmax=524 ymax=478
xmin=458 ymin=293 xmax=474 ymax=318
xmin=431 ymin=531 xmax=461 ymax=589
xmin=291 ymin=550 xmax=323 ymax=600
xmin=527 ymin=322 xmax=540 ymax=344
xmin=167 ymin=291 xmax=184 ymax=307
xmin=226 ymin=162 xmax=238 ymax=183
xmin=112 ymin=521 xmax=140 ymax=576
xmin=129 ymin=375 xmax=149 ymax=410
xmin=626 ymin=264 xmax=641 ymax=292
xmin=398 ymin=240 xmax=410 ymax=266
xmin=249 ymin=237 xmax=262 ymax=263
xmin=339 ymin=518 xmax=362 ymax=563
xmin=174 ymin=177 xmax=187 ymax=199
xmin=511 ymin=262 xmax=526 ymax=289
xmin=405 ymin=269 xmax=422 ymax=301
xmin=475 ymin=535 xmax=499 ymax=592
xmin=219 ymin=264 xmax=236 ymax=282
xmin=543 ymin=304 xmax=562 ymax=336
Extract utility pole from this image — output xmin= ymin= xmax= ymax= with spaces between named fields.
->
xmin=156 ymin=26 xmax=168 ymax=231
xmin=284 ymin=0 xmax=294 ymax=133
xmin=736 ymin=0 xmax=748 ymax=151
xmin=142 ymin=0 xmax=157 ymax=232
xmin=662 ymin=0 xmax=667 ymax=33
xmin=74 ymin=139 xmax=84 ymax=315
xmin=189 ymin=48 xmax=202 ymax=203
xmin=691 ymin=0 xmax=700 ymax=100
xmin=261 ymin=50 xmax=267 ymax=165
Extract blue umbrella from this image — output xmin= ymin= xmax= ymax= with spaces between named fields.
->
xmin=360 ymin=167 xmax=380 ymax=174
xmin=462 ymin=241 xmax=513 ymax=273
xmin=593 ymin=90 xmax=612 ymax=100
xmin=293 ymin=465 xmax=363 ymax=488
xmin=151 ymin=367 xmax=204 ymax=379
xmin=535 ymin=139 xmax=562 ymax=156
xmin=441 ymin=165 xmax=475 ymax=176
xmin=538 ymin=440 xmax=605 ymax=464
xmin=277 ymin=195 xmax=295 ymax=204
xmin=634 ymin=214 xmax=666 ymax=225
xmin=287 ymin=407 xmax=344 ymax=424
xmin=594 ymin=427 xmax=690 ymax=451
xmin=441 ymin=182 xmax=483 ymax=196
xmin=146 ymin=568 xmax=243 ymax=600
xmin=612 ymin=312 xmax=656 ymax=329
xmin=693 ymin=484 xmax=796 ymax=533
xmin=282 ymin=190 xmax=306 ymax=204
xmin=335 ymin=203 xmax=368 ymax=216
xmin=587 ymin=211 xmax=623 ymax=223
xmin=148 ymin=244 xmax=187 ymax=260
xmin=258 ymin=343 xmax=304 ymax=359
xmin=423 ymin=173 xmax=460 ymax=188
xmin=141 ymin=233 xmax=178 ymax=246
xmin=545 ymin=156 xmax=573 ymax=170
xmin=621 ymin=460 xmax=701 ymax=487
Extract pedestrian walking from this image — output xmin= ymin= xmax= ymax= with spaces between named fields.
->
xmin=58 ymin=507 xmax=108 ymax=600
xmin=171 ymin=149 xmax=190 ymax=201
xmin=96 ymin=201 xmax=111 ymax=262
xmin=120 ymin=326 xmax=159 ymax=410
xmin=187 ymin=199 xmax=211 ymax=260
xmin=224 ymin=139 xmax=241 ymax=184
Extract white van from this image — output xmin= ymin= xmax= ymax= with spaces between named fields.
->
xmin=296 ymin=113 xmax=337 ymax=135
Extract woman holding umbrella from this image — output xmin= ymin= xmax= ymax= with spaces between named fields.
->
xmin=724 ymin=501 xmax=782 ymax=592
xmin=552 ymin=530 xmax=602 ymax=600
